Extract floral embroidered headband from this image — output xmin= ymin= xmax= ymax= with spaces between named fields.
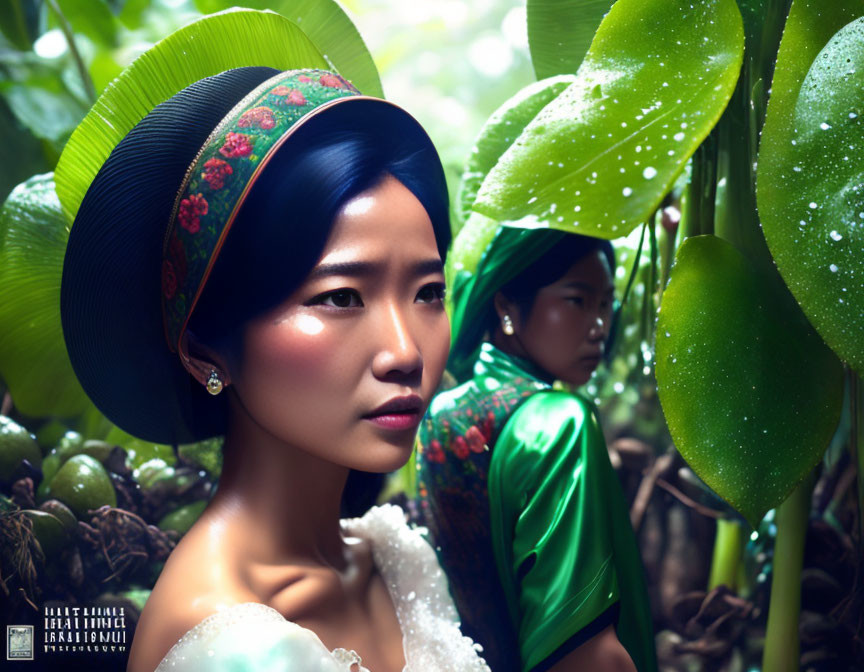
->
xmin=161 ymin=69 xmax=364 ymax=362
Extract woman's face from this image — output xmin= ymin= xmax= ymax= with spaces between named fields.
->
xmin=230 ymin=174 xmax=449 ymax=472
xmin=508 ymin=249 xmax=614 ymax=386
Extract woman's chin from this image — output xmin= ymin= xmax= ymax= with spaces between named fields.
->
xmin=347 ymin=439 xmax=415 ymax=474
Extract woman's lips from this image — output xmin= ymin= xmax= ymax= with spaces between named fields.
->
xmin=363 ymin=411 xmax=422 ymax=430
xmin=362 ymin=394 xmax=423 ymax=431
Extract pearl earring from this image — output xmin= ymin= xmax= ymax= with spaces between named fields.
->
xmin=502 ymin=314 xmax=515 ymax=336
xmin=206 ymin=369 xmax=223 ymax=396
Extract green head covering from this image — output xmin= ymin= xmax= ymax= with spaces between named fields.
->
xmin=446 ymin=212 xmax=567 ymax=381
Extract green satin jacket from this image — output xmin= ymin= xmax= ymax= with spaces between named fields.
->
xmin=417 ymin=343 xmax=657 ymax=672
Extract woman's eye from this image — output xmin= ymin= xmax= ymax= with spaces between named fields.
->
xmin=566 ymin=296 xmax=585 ymax=306
xmin=416 ymin=283 xmax=446 ymax=304
xmin=312 ymin=289 xmax=363 ymax=308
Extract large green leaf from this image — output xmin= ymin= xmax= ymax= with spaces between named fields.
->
xmin=472 ymin=0 xmax=743 ymax=240
xmin=655 ymin=236 xmax=843 ymax=527
xmin=0 ymin=173 xmax=93 ymax=417
xmin=55 ymin=9 xmax=330 ymax=222
xmin=194 ymin=0 xmax=382 ymax=98
xmin=457 ymin=75 xmax=575 ymax=228
xmin=757 ymin=3 xmax=864 ymax=376
xmin=527 ymin=0 xmax=615 ymax=79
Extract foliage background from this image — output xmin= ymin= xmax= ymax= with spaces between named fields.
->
xmin=1 ymin=2 xmax=862 ymax=671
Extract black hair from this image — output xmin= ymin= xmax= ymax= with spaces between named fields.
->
xmin=497 ymin=233 xmax=615 ymax=324
xmin=188 ymin=101 xmax=450 ymax=369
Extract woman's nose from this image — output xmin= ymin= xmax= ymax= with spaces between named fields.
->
xmin=588 ymin=314 xmax=606 ymax=340
xmin=372 ymin=303 xmax=423 ymax=380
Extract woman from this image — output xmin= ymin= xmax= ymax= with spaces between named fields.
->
xmin=61 ymin=66 xmax=489 ymax=671
xmin=417 ymin=228 xmax=657 ymax=672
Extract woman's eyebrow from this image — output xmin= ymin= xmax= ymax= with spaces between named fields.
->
xmin=413 ymin=258 xmax=445 ymax=276
xmin=306 ymin=258 xmax=443 ymax=281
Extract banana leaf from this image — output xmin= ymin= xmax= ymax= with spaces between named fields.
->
xmin=0 ymin=173 xmax=93 ymax=417
xmin=194 ymin=0 xmax=382 ymax=98
xmin=55 ymin=9 xmax=330 ymax=222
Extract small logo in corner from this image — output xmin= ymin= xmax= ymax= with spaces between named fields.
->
xmin=7 ymin=625 xmax=34 ymax=661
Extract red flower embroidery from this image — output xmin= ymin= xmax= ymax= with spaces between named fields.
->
xmin=271 ymin=87 xmax=307 ymax=106
xmin=287 ymin=90 xmax=307 ymax=106
xmin=219 ymin=132 xmax=254 ymax=158
xmin=168 ymin=231 xmax=187 ymax=287
xmin=426 ymin=439 xmax=446 ymax=464
xmin=319 ymin=73 xmax=346 ymax=88
xmin=465 ymin=425 xmax=486 ymax=453
xmin=201 ymin=158 xmax=233 ymax=190
xmin=298 ymin=75 xmax=313 ymax=83
xmin=178 ymin=193 xmax=208 ymax=234
xmin=237 ymin=106 xmax=275 ymax=130
xmin=168 ymin=229 xmax=188 ymax=287
xmin=162 ymin=260 xmax=177 ymax=299
xmin=453 ymin=436 xmax=470 ymax=460
xmin=481 ymin=411 xmax=496 ymax=441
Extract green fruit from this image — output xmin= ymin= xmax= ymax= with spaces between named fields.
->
xmin=133 ymin=459 xmax=174 ymax=491
xmin=35 ymin=420 xmax=68 ymax=455
xmin=23 ymin=509 xmax=68 ymax=557
xmin=80 ymin=440 xmax=123 ymax=467
xmin=49 ymin=454 xmax=116 ymax=519
xmin=56 ymin=431 xmax=84 ymax=461
xmin=0 ymin=415 xmax=42 ymax=482
xmin=36 ymin=478 xmax=52 ymax=504
xmin=41 ymin=452 xmax=61 ymax=486
xmin=39 ymin=499 xmax=79 ymax=533
xmin=43 ymin=439 xmax=125 ymax=482
xmin=158 ymin=500 xmax=207 ymax=535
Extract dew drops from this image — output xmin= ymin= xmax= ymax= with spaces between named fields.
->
xmin=820 ymin=122 xmax=831 ymax=130
xmin=850 ymin=111 xmax=858 ymax=119
xmin=809 ymin=202 xmax=818 ymax=209
xmin=527 ymin=196 xmax=537 ymax=204
xmin=830 ymin=264 xmax=839 ymax=273
xmin=622 ymin=187 xmax=633 ymax=197
xmin=574 ymin=205 xmax=581 ymax=212
xmin=830 ymin=230 xmax=843 ymax=241
xmin=792 ymin=165 xmax=802 ymax=172
xmin=643 ymin=166 xmax=657 ymax=179
xmin=673 ymin=132 xmax=685 ymax=141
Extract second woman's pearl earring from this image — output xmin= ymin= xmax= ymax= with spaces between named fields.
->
xmin=206 ymin=369 xmax=223 ymax=396
xmin=502 ymin=314 xmax=515 ymax=336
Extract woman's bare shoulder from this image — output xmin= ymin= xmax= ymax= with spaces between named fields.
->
xmin=126 ymin=519 xmax=256 ymax=672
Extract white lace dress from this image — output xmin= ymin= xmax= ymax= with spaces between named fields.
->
xmin=155 ymin=504 xmax=491 ymax=671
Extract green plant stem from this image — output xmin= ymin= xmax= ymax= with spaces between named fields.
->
xmin=46 ymin=0 xmax=96 ymax=104
xmin=620 ymin=221 xmax=648 ymax=309
xmin=708 ymin=518 xmax=744 ymax=591
xmin=762 ymin=470 xmax=816 ymax=672
xmin=686 ymin=134 xmax=717 ymax=237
